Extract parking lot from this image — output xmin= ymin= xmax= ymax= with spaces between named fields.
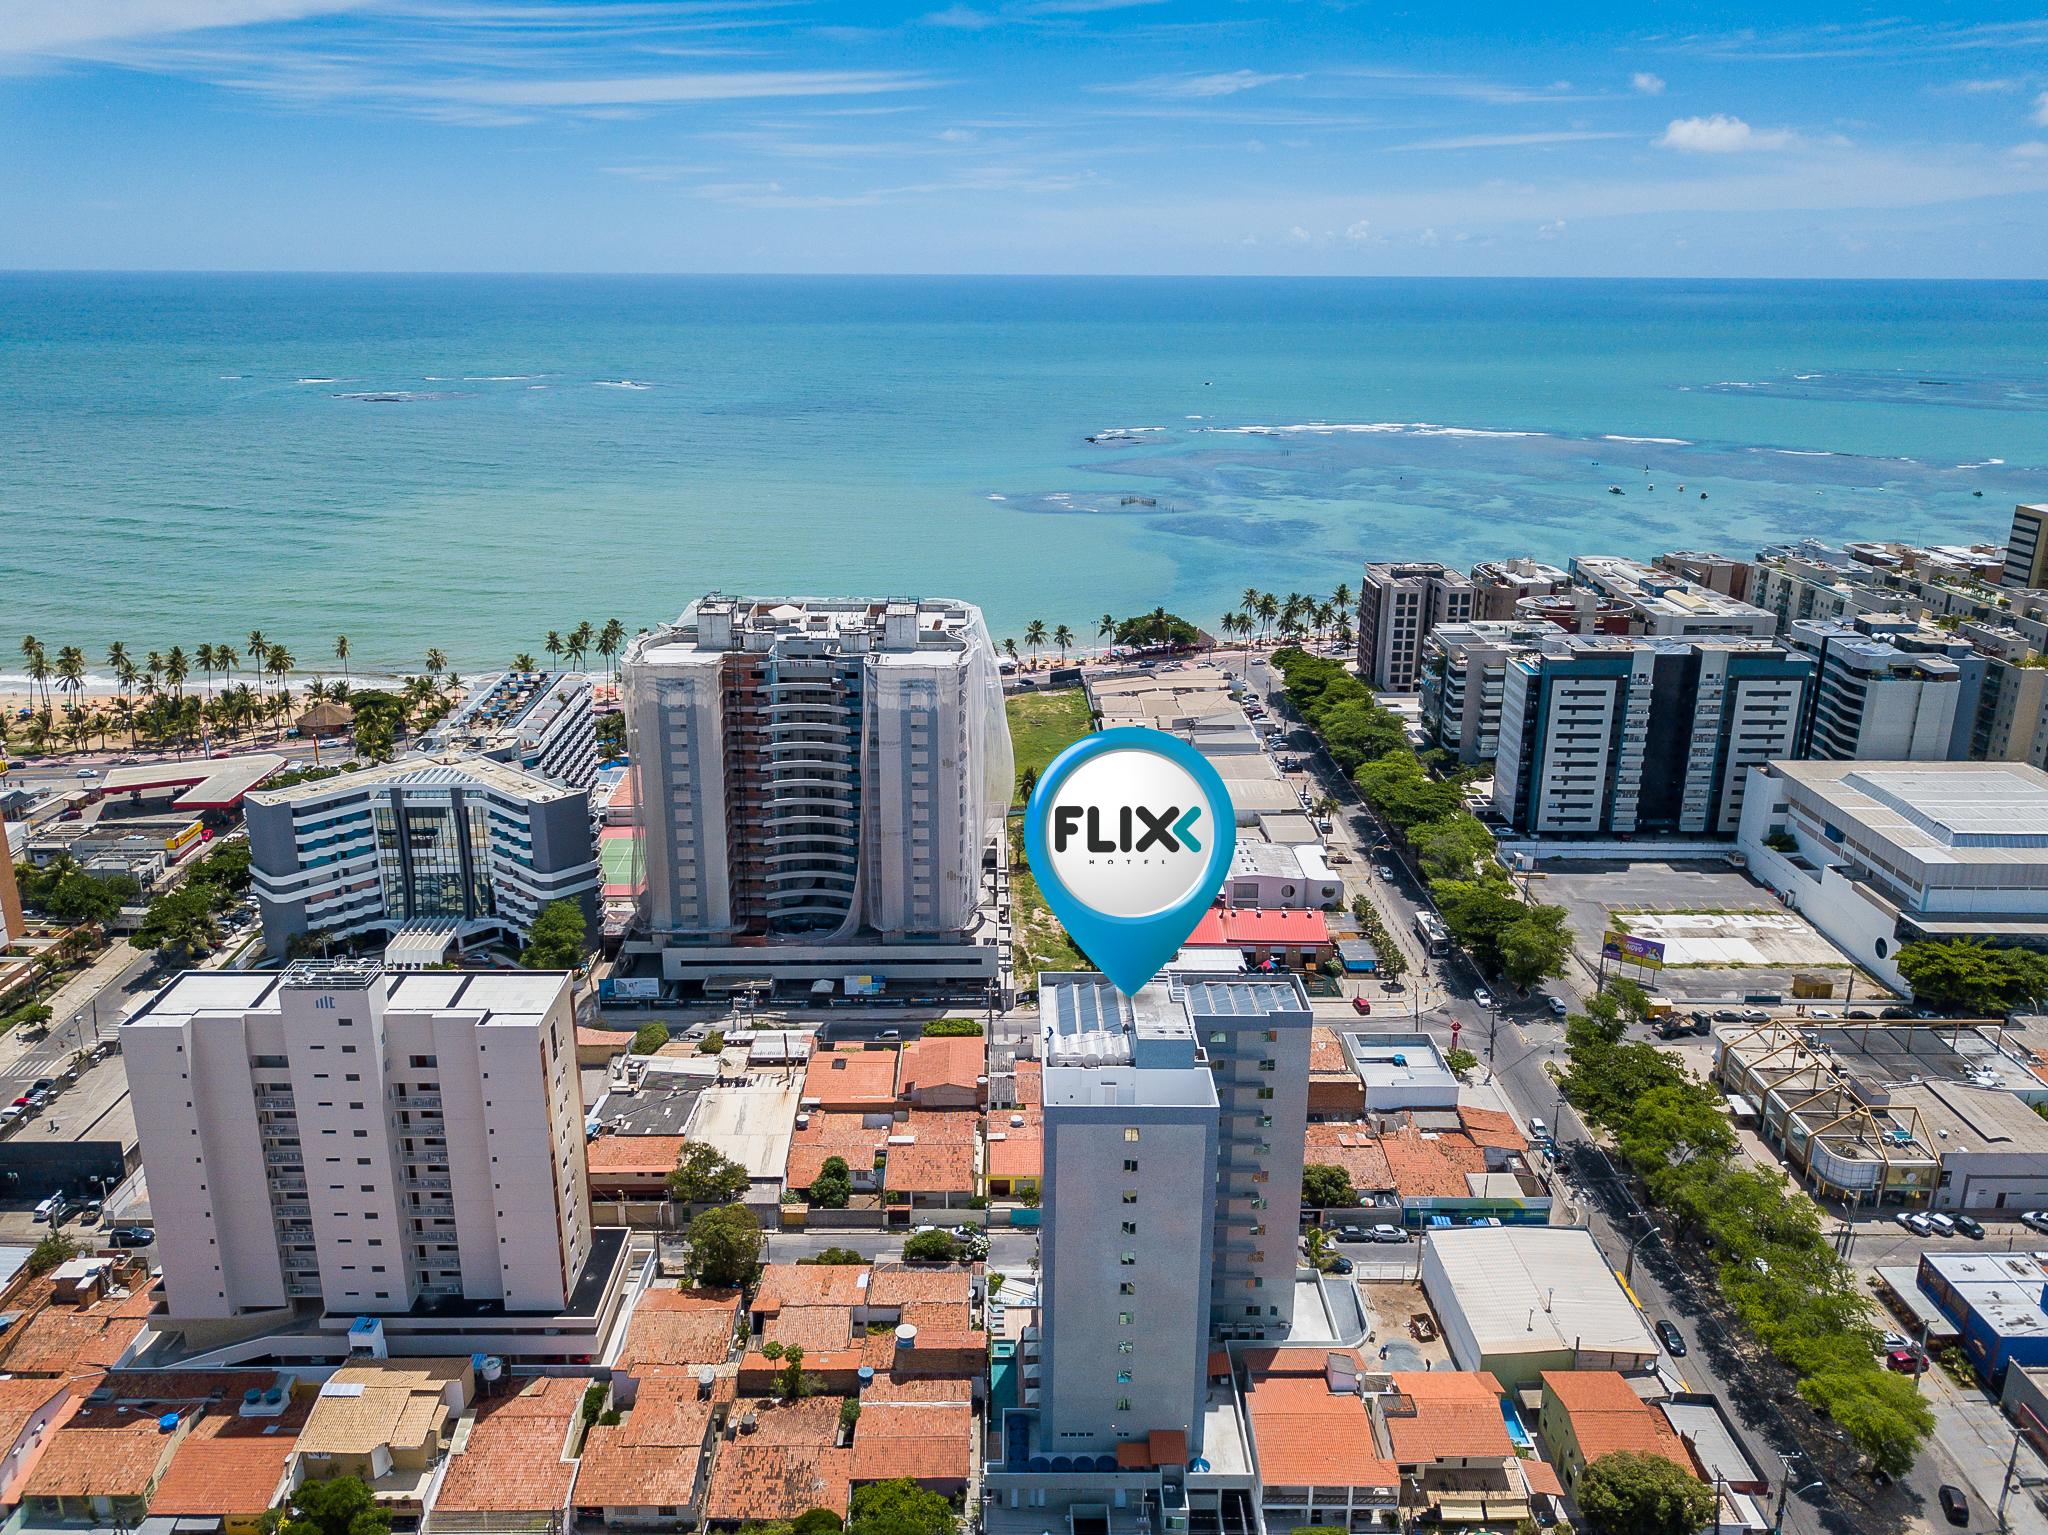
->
xmin=1531 ymin=858 xmax=1893 ymax=1005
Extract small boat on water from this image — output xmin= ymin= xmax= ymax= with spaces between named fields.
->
xmin=1608 ymin=485 xmax=1625 ymax=495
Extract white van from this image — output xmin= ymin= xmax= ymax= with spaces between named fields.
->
xmin=32 ymin=1195 xmax=61 ymax=1223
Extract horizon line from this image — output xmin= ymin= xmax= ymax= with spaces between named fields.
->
xmin=5 ymin=267 xmax=2048 ymax=283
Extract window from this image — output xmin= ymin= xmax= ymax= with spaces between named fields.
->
xmin=1118 ymin=1312 xmax=1133 ymax=1326
xmin=1119 ymin=1341 xmax=1134 ymax=1354
xmin=1121 ymin=1191 xmax=1137 ymax=1204
xmin=1116 ymin=1398 xmax=1133 ymax=1412
xmin=1123 ymin=1159 xmax=1138 ymax=1173
xmin=1117 ymin=1370 xmax=1132 ymax=1385
xmin=1119 ymin=1251 xmax=1136 ymax=1266
xmin=1124 ymin=1128 xmax=1140 ymax=1142
xmin=1120 ymin=1221 xmax=1137 ymax=1236
xmin=1118 ymin=1282 xmax=1135 ymax=1296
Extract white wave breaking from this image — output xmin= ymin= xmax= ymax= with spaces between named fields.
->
xmin=1602 ymin=434 xmax=1691 ymax=446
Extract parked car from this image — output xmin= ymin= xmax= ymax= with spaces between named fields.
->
xmin=1473 ymin=988 xmax=1496 ymax=1010
xmin=1809 ymin=1008 xmax=1837 ymax=1019
xmin=1327 ymin=1255 xmax=1353 ymax=1275
xmin=1881 ymin=1006 xmax=1915 ymax=1019
xmin=1370 ymin=1224 xmax=1408 ymax=1244
xmin=1938 ymin=1485 xmax=1970 ymax=1526
xmin=1712 ymin=1009 xmax=1742 ymax=1023
xmin=105 ymin=1228 xmax=154 ymax=1249
xmin=1954 ymin=1214 xmax=1985 ymax=1240
xmin=1925 ymin=1212 xmax=1958 ymax=1237
xmin=1846 ymin=1009 xmax=1877 ymax=1020
xmin=1741 ymin=1008 xmax=1771 ymax=1022
xmin=1529 ymin=1117 xmax=1548 ymax=1143
xmin=1655 ymin=1319 xmax=1688 ymax=1357
xmin=1351 ymin=997 xmax=1373 ymax=1016
xmin=30 ymin=1078 xmax=54 ymax=1095
xmin=1336 ymin=1225 xmax=1367 ymax=1243
xmin=1904 ymin=1211 xmax=1936 ymax=1236
xmin=2023 ymin=1210 xmax=2048 ymax=1234
xmin=1887 ymin=1348 xmax=1928 ymax=1375
xmin=1881 ymin=1331 xmax=1909 ymax=1352
xmin=0 ymin=1106 xmax=23 ymax=1132
xmin=31 ymin=1195 xmax=60 ymax=1223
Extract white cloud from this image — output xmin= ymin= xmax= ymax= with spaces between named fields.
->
xmin=1954 ymin=77 xmax=2022 ymax=93
xmin=1342 ymin=219 xmax=1381 ymax=244
xmin=411 ymin=70 xmax=934 ymax=110
xmin=1536 ymin=219 xmax=1566 ymax=239
xmin=2011 ymin=141 xmax=2048 ymax=159
xmin=1631 ymin=72 xmax=1665 ymax=95
xmin=1656 ymin=114 xmax=1797 ymax=153
xmin=2035 ymin=90 xmax=2048 ymax=126
xmin=1285 ymin=224 xmax=1313 ymax=245
xmin=920 ymin=4 xmax=997 ymax=28
xmin=1094 ymin=69 xmax=1298 ymax=100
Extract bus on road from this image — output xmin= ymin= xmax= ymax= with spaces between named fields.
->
xmin=1413 ymin=911 xmax=1450 ymax=957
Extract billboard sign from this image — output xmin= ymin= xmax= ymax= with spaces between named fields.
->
xmin=1601 ymin=930 xmax=1667 ymax=968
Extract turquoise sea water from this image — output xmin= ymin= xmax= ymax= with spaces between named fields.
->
xmin=3 ymin=275 xmax=2047 ymax=674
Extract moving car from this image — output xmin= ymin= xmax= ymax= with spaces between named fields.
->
xmin=1374 ymin=864 xmax=1397 ymax=881
xmin=1547 ymin=997 xmax=1569 ymax=1018
xmin=1655 ymin=1319 xmax=1687 ymax=1357
xmin=1887 ymin=1348 xmax=1928 ymax=1375
xmin=1473 ymin=987 xmax=1496 ymax=1010
xmin=1939 ymin=1484 xmax=1969 ymax=1526
xmin=75 ymin=767 xmax=98 ymax=779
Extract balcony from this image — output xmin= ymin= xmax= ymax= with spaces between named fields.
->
xmin=406 ymin=1174 xmax=453 ymax=1192
xmin=394 ymin=1092 xmax=443 ymax=1110
xmin=256 ymin=1095 xmax=295 ymax=1111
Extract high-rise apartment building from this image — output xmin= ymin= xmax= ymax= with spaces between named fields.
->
xmin=125 ymin=962 xmax=592 ymax=1323
xmin=423 ymin=670 xmax=601 ymax=791
xmin=1569 ymin=556 xmax=1779 ymax=639
xmin=1032 ymin=971 xmax=1313 ymax=1456
xmin=1417 ymin=620 xmax=1554 ymax=764
xmin=1785 ymin=618 xmax=1962 ymax=762
xmin=2005 ymin=504 xmax=2048 ymax=589
xmin=1469 ymin=558 xmax=1569 ymax=622
xmin=1493 ymin=636 xmax=1812 ymax=837
xmin=1356 ymin=563 xmax=1475 ymax=690
xmin=1653 ymin=550 xmax=1752 ymax=599
xmin=0 ymin=817 xmax=22 ymax=945
xmin=245 ymin=756 xmax=599 ymax=958
xmin=621 ymin=595 xmax=1011 ymax=993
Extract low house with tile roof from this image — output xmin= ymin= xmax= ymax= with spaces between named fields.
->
xmin=148 ymin=1380 xmax=313 ymax=1535
xmin=802 ymin=1046 xmax=900 ymax=1113
xmin=786 ymin=1109 xmax=889 ymax=1197
xmin=849 ymin=1400 xmax=973 ymax=1494
xmin=1383 ymin=1371 xmax=1531 ymax=1527
xmin=0 ymin=1377 xmax=73 ymax=1516
xmin=1307 ymin=1026 xmax=1367 ymax=1120
xmin=432 ymin=1376 xmax=584 ymax=1533
xmin=292 ymin=1359 xmax=473 ymax=1519
xmin=881 ymin=1110 xmax=981 ymax=1209
xmin=586 ymin=1133 xmax=688 ymax=1200
xmin=572 ymin=1375 xmax=719 ymax=1528
xmin=611 ymin=1286 xmax=741 ymax=1404
xmin=700 ymin=1397 xmax=852 ymax=1528
xmin=897 ymin=1034 xmax=986 ymax=1109
xmin=1538 ymin=1371 xmax=1702 ymax=1495
xmin=1240 ymin=1348 xmax=1399 ymax=1531
xmin=0 ymin=1258 xmax=155 ymax=1383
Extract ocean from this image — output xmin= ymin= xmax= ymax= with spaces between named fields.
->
xmin=4 ymin=274 xmax=2046 ymax=676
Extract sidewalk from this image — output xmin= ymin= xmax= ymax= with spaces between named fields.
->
xmin=0 ymin=939 xmax=138 ymax=1072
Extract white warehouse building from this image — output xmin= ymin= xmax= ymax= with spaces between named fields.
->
xmin=1739 ymin=759 xmax=2048 ymax=989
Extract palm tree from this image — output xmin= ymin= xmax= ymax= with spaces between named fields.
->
xmin=21 ymin=639 xmax=49 ymax=713
xmin=1002 ymin=637 xmax=1019 ymax=665
xmin=1053 ymin=623 xmax=1073 ymax=660
xmin=424 ymin=648 xmax=447 ymax=689
xmin=306 ymin=678 xmax=330 ymax=704
xmin=567 ymin=621 xmax=594 ymax=670
xmin=54 ymin=646 xmax=86 ymax=713
xmin=1313 ymin=601 xmax=1336 ymax=649
xmin=164 ymin=645 xmax=190 ymax=700
xmin=1097 ymin=614 xmax=1115 ymax=646
xmin=1023 ymin=620 xmax=1047 ymax=666
xmin=144 ymin=652 xmax=164 ymax=696
xmin=1255 ymin=592 xmax=1279 ymax=646
xmin=107 ymin=642 xmax=132 ymax=698
xmin=195 ymin=643 xmax=217 ymax=697
xmin=246 ymin=631 xmax=268 ymax=702
xmin=215 ymin=643 xmax=237 ymax=699
xmin=544 ymin=630 xmax=564 ymax=666
xmin=334 ymin=635 xmax=351 ymax=681
xmin=1240 ymin=587 xmax=1262 ymax=620
xmin=1331 ymin=580 xmax=1353 ymax=618
xmin=598 ymin=618 xmax=626 ymax=675
xmin=265 ymin=645 xmax=295 ymax=721
xmin=513 ymin=652 xmax=537 ymax=671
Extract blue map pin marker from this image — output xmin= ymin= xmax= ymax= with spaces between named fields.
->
xmin=1024 ymin=726 xmax=1238 ymax=996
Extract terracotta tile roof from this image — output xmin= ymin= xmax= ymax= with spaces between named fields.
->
xmin=1241 ymin=1349 xmax=1398 ymax=1492
xmin=0 ymin=1280 xmax=155 ymax=1379
xmin=864 ymin=1373 xmax=973 ymax=1405
xmin=586 ymin=1134 xmax=687 ymax=1178
xmin=0 ymin=1377 xmax=68 ymax=1462
xmin=1378 ymin=1121 xmax=1488 ymax=1200
xmin=882 ymin=1111 xmax=980 ymax=1195
xmin=617 ymin=1287 xmax=741 ymax=1375
xmin=764 ymin=1306 xmax=856 ymax=1353
xmin=1386 ymin=1372 xmax=1512 ymax=1465
xmin=1542 ymin=1372 xmax=1698 ymax=1477
xmin=434 ymin=1378 xmax=582 ymax=1514
xmin=728 ymin=1396 xmax=845 ymax=1447
xmin=1458 ymin=1105 xmax=1529 ymax=1151
xmin=866 ymin=1263 xmax=974 ymax=1309
xmin=1114 ymin=1428 xmax=1190 ymax=1471
xmin=1304 ymin=1123 xmax=1394 ymax=1193
xmin=1012 ymin=1060 xmax=1042 ymax=1106
xmin=701 ymin=1443 xmax=850 ymax=1525
xmin=787 ymin=1110 xmax=888 ymax=1189
xmin=571 ymin=1379 xmax=714 ymax=1510
xmin=850 ymin=1402 xmax=973 ymax=1484
xmin=1309 ymin=1026 xmax=1351 ymax=1076
xmin=578 ymin=1026 xmax=628 ymax=1050
xmin=899 ymin=1302 xmax=974 ymax=1334
xmin=741 ymin=1348 xmax=866 ymax=1387
xmin=754 ymin=1264 xmax=868 ymax=1315
xmin=150 ymin=1395 xmax=312 ymax=1518
xmin=897 ymin=1036 xmax=986 ymax=1100
xmin=24 ymin=1402 xmax=187 ymax=1500
xmin=1521 ymin=1457 xmax=1566 ymax=1497
xmin=802 ymin=1046 xmax=900 ymax=1110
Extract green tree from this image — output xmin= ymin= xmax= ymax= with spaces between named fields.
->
xmin=669 ymin=1142 xmax=751 ymax=1205
xmin=1300 ymin=1163 xmax=1355 ymax=1208
xmin=1410 ymin=814 xmax=1496 ymax=883
xmin=795 ymin=1509 xmax=845 ymax=1535
xmin=1355 ymin=752 xmax=1466 ymax=832
xmin=799 ymin=1247 xmax=868 ymax=1266
xmin=902 ymin=1229 xmax=961 ymax=1263
xmin=773 ymin=1343 xmax=815 ymax=1401
xmin=920 ymin=1019 xmax=984 ymax=1037
xmin=1443 ymin=1048 xmax=1478 ymax=1077
xmin=631 ymin=1021 xmax=670 ymax=1055
xmin=26 ymin=1233 xmax=78 ymax=1277
xmin=43 ymin=871 xmax=134 ymax=926
xmin=809 ymin=1155 xmax=853 ymax=1210
xmin=136 ymin=885 xmax=222 ymax=960
xmin=1896 ymin=937 xmax=2045 ymax=1015
xmin=275 ymin=1475 xmax=392 ymax=1535
xmin=1575 ymin=1452 xmax=1717 ymax=1535
xmin=520 ymin=898 xmax=591 ymax=970
xmin=848 ymin=1478 xmax=955 ymax=1535
xmin=687 ymin=1203 xmax=763 ymax=1287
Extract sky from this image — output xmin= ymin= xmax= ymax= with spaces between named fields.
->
xmin=5 ymin=1 xmax=2048 ymax=275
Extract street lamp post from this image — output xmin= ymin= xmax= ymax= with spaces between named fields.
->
xmin=1770 ymin=1454 xmax=1823 ymax=1535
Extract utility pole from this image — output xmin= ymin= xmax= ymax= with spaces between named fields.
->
xmin=1770 ymin=1453 xmax=1822 ymax=1535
